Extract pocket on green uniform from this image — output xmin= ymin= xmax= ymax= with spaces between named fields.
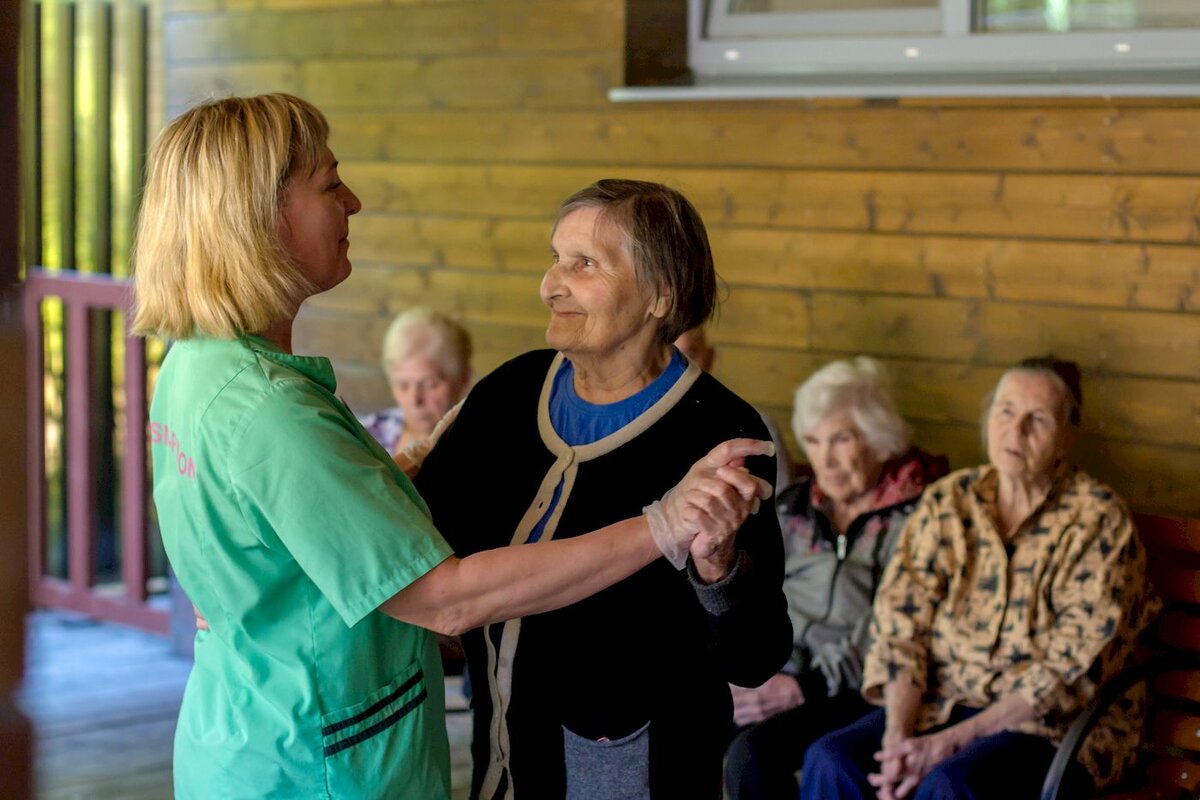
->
xmin=320 ymin=659 xmax=435 ymax=797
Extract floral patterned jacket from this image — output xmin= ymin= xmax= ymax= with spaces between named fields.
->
xmin=864 ymin=465 xmax=1161 ymax=788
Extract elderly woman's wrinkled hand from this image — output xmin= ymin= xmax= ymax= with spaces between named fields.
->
xmin=644 ymin=438 xmax=774 ymax=570
xmin=730 ymin=674 xmax=805 ymax=726
xmin=687 ymin=464 xmax=766 ymax=582
xmin=869 ymin=727 xmax=966 ymax=800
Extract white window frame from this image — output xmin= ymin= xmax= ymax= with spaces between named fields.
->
xmin=707 ymin=3 xmax=944 ymax=39
xmin=610 ymin=0 xmax=1200 ymax=101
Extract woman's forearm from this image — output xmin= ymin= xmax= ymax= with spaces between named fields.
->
xmin=883 ymin=677 xmax=923 ymax=741
xmin=953 ymin=693 xmax=1037 ymax=744
xmin=380 ymin=517 xmax=659 ymax=635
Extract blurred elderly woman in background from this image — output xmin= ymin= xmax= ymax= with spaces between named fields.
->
xmin=359 ymin=307 xmax=473 ymax=455
xmin=724 ymin=356 xmax=947 ymax=800
xmin=800 ymin=356 xmax=1161 ymax=800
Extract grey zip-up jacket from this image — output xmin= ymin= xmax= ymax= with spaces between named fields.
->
xmin=776 ymin=448 xmax=948 ymax=701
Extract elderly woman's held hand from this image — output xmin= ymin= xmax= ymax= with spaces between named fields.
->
xmin=683 ymin=464 xmax=766 ymax=583
xmin=644 ymin=438 xmax=774 ymax=569
xmin=688 ymin=465 xmax=765 ymax=582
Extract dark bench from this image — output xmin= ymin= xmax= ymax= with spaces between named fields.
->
xmin=1042 ymin=513 xmax=1200 ymax=800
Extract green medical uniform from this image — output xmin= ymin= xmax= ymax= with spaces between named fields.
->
xmin=149 ymin=334 xmax=454 ymax=799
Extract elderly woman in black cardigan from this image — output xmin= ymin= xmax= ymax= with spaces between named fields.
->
xmin=414 ymin=179 xmax=792 ymax=800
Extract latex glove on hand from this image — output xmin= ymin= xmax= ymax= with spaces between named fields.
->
xmin=393 ymin=401 xmax=462 ymax=478
xmin=644 ymin=438 xmax=774 ymax=569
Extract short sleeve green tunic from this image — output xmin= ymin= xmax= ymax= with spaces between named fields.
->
xmin=149 ymin=334 xmax=454 ymax=799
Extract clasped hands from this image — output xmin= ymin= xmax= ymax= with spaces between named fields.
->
xmin=646 ymin=438 xmax=775 ymax=581
xmin=869 ymin=725 xmax=967 ymax=800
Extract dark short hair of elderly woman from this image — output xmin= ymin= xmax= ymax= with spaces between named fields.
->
xmin=797 ymin=356 xmax=1161 ymax=800
xmin=1013 ymin=354 xmax=1082 ymax=426
xmin=555 ymin=179 xmax=716 ymax=344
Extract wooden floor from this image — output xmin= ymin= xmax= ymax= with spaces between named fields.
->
xmin=18 ymin=610 xmax=472 ymax=799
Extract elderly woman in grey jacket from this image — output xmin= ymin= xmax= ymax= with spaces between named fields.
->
xmin=724 ymin=357 xmax=947 ymax=800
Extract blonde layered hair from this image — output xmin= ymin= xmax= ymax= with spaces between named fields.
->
xmin=132 ymin=93 xmax=330 ymax=340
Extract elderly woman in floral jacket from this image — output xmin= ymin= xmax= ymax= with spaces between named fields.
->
xmin=800 ymin=356 xmax=1160 ymax=800
xmin=724 ymin=357 xmax=947 ymax=800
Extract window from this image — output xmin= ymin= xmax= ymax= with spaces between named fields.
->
xmin=613 ymin=0 xmax=1200 ymax=99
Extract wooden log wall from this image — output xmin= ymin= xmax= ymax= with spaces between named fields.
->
xmin=160 ymin=0 xmax=1200 ymax=515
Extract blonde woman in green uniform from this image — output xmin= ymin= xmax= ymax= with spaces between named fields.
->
xmin=133 ymin=93 xmax=773 ymax=800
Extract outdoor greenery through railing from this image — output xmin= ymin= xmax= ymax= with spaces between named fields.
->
xmin=24 ymin=270 xmax=167 ymax=632
xmin=23 ymin=0 xmax=168 ymax=631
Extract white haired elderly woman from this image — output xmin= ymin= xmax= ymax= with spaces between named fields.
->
xmin=799 ymin=356 xmax=1160 ymax=800
xmin=724 ymin=356 xmax=948 ymax=800
xmin=359 ymin=307 xmax=473 ymax=455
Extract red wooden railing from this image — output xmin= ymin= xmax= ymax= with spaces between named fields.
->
xmin=23 ymin=269 xmax=166 ymax=633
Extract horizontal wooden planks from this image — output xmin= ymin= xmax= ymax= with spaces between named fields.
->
xmin=712 ymin=346 xmax=1200 ymax=449
xmin=301 ymin=54 xmax=619 ymax=112
xmin=1156 ymin=610 xmax=1200 ymax=655
xmin=1148 ymin=562 xmax=1200 ymax=605
xmin=167 ymin=55 xmax=619 ymax=116
xmin=1152 ymin=710 xmax=1200 ymax=753
xmin=810 ymin=295 xmax=1199 ymax=380
xmin=340 ymin=214 xmax=1200 ymax=313
xmin=1144 ymin=760 xmax=1200 ymax=796
xmin=1138 ymin=514 xmax=1200 ymax=553
xmin=166 ymin=62 xmax=301 ymax=113
xmin=305 ymin=269 xmax=1200 ymax=439
xmin=163 ymin=0 xmax=621 ymax=62
xmin=346 ymin=215 xmax=550 ymax=273
xmin=295 ymin=295 xmax=1200 ymax=515
xmin=1154 ymin=671 xmax=1200 ymax=705
xmin=324 ymin=105 xmax=1200 ymax=174
xmin=314 ymin=266 xmax=1195 ymax=381
xmin=163 ymin=0 xmax=1200 ymax=523
xmin=710 ymin=229 xmax=1200 ymax=313
xmin=1105 ymin=759 xmax=1200 ymax=800
xmin=342 ymin=162 xmax=1200 ymax=244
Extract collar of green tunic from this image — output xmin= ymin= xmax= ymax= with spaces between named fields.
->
xmin=238 ymin=333 xmax=338 ymax=394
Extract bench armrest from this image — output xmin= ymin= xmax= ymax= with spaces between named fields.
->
xmin=1039 ymin=661 xmax=1156 ymax=800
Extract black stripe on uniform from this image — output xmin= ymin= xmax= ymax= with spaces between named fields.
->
xmin=322 ymin=669 xmax=424 ymax=737
xmin=323 ymin=687 xmax=428 ymax=757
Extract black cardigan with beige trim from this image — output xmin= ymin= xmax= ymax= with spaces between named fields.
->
xmin=416 ymin=349 xmax=792 ymax=800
